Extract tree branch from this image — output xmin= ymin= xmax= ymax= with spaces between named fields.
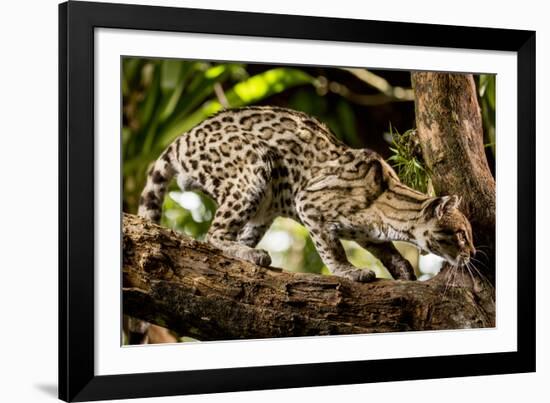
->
xmin=123 ymin=213 xmax=494 ymax=341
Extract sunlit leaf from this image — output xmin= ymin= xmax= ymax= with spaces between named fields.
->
xmin=226 ymin=68 xmax=313 ymax=105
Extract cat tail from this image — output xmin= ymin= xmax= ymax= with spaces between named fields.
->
xmin=137 ymin=146 xmax=176 ymax=223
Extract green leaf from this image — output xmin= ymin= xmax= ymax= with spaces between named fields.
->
xmin=225 ymin=68 xmax=313 ymax=106
xmin=159 ymin=61 xmax=195 ymax=123
xmin=137 ymin=63 xmax=161 ymax=131
xmin=388 ymin=126 xmax=429 ymax=193
xmin=157 ymin=64 xmax=231 ymax=147
xmin=335 ymin=100 xmax=359 ymax=147
xmin=479 ymin=74 xmax=496 ymax=156
xmin=122 ymin=57 xmax=144 ymax=87
xmin=160 ymin=59 xmax=183 ymax=92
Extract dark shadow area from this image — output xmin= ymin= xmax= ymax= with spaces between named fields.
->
xmin=34 ymin=383 xmax=57 ymax=398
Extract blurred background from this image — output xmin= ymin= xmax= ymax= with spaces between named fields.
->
xmin=122 ymin=57 xmax=495 ymax=295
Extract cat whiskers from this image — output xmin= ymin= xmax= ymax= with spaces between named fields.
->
xmin=465 ymin=260 xmax=492 ymax=289
xmin=443 ymin=259 xmax=490 ymax=296
xmin=463 ymin=262 xmax=477 ymax=289
xmin=443 ymin=263 xmax=459 ymax=296
xmin=475 ymin=250 xmax=490 ymax=260
xmin=470 ymin=256 xmax=488 ymax=268
xmin=473 ymin=245 xmax=491 ymax=260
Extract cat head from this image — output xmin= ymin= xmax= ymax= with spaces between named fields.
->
xmin=417 ymin=195 xmax=475 ymax=266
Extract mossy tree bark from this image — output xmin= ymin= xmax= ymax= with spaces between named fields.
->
xmin=411 ymin=72 xmax=496 ymax=285
xmin=123 ymin=214 xmax=494 ymax=341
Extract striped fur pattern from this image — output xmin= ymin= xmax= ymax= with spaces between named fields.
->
xmin=138 ymin=106 xmax=475 ymax=282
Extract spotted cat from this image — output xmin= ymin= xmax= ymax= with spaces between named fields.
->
xmin=138 ymin=106 xmax=475 ymax=282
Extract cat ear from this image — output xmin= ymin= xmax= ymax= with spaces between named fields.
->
xmin=424 ymin=195 xmax=460 ymax=220
xmin=434 ymin=195 xmax=460 ymax=219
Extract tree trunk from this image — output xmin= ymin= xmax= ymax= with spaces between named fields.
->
xmin=123 ymin=214 xmax=494 ymax=341
xmin=411 ymin=72 xmax=496 ymax=284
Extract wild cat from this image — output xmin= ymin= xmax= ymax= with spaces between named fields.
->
xmin=138 ymin=106 xmax=475 ymax=282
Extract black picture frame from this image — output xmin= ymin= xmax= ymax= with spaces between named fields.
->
xmin=59 ymin=1 xmax=536 ymax=401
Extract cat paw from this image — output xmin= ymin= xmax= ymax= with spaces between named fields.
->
xmin=339 ymin=268 xmax=376 ymax=283
xmin=386 ymin=256 xmax=416 ymax=280
xmin=238 ymin=248 xmax=272 ymax=267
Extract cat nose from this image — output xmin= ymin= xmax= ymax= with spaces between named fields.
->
xmin=470 ymin=247 xmax=476 ymax=257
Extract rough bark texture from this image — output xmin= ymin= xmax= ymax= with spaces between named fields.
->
xmin=412 ymin=72 xmax=496 ymax=283
xmin=123 ymin=214 xmax=494 ymax=341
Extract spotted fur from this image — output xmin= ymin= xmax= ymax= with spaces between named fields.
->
xmin=138 ymin=106 xmax=475 ymax=282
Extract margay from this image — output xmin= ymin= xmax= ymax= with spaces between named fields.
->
xmin=138 ymin=106 xmax=475 ymax=282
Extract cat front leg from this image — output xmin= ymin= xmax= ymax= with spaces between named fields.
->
xmin=304 ymin=223 xmax=376 ymax=283
xmin=359 ymin=241 xmax=416 ymax=280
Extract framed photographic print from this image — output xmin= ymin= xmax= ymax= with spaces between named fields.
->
xmin=59 ymin=1 xmax=536 ymax=401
